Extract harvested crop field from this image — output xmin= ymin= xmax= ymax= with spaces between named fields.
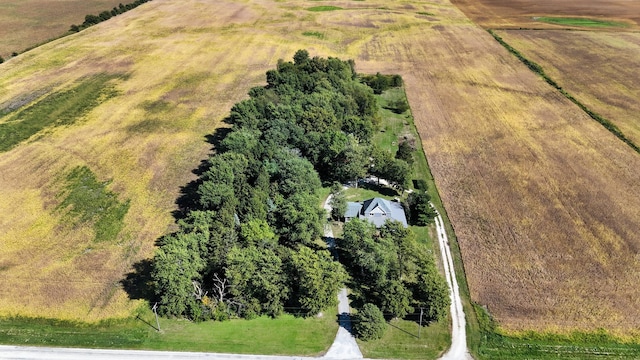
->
xmin=493 ymin=29 xmax=640 ymax=149
xmin=450 ymin=0 xmax=640 ymax=30
xmin=0 ymin=0 xmax=125 ymax=58
xmin=1 ymin=0 xmax=640 ymax=337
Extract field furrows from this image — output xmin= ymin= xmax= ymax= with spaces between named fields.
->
xmin=494 ymin=30 xmax=640 ymax=148
xmin=376 ymin=28 xmax=640 ymax=333
xmin=449 ymin=0 xmax=640 ymax=30
xmin=1 ymin=0 xmax=639 ymax=336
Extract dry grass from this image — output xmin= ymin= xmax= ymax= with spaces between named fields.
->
xmin=1 ymin=0 xmax=640 ymax=339
xmin=0 ymin=0 xmax=126 ymax=58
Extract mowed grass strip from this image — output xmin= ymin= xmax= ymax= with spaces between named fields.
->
xmin=57 ymin=166 xmax=130 ymax=243
xmin=307 ymin=6 xmax=343 ymax=11
xmin=0 ymin=311 xmax=337 ymax=355
xmin=0 ymin=74 xmax=120 ymax=152
xmin=535 ymin=17 xmax=628 ymax=28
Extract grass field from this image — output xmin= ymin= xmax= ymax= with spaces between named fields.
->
xmin=0 ymin=310 xmax=336 ymax=355
xmin=1 ymin=0 xmax=640 ymax=355
xmin=0 ymin=0 xmax=125 ymax=58
xmin=358 ymin=318 xmax=450 ymax=359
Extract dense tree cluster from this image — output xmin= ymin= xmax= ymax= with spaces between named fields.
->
xmin=152 ymin=50 xmax=445 ymax=325
xmin=341 ymin=219 xmax=450 ymax=323
xmin=70 ymin=0 xmax=153 ymax=33
xmin=152 ymin=50 xmax=393 ymax=320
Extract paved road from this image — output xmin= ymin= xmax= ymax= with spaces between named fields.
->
xmin=0 ymin=346 xmax=317 ymax=360
xmin=433 ymin=207 xmax=473 ymax=360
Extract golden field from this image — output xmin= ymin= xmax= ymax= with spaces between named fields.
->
xmin=0 ymin=0 xmax=124 ymax=58
xmin=1 ymin=0 xmax=640 ymax=337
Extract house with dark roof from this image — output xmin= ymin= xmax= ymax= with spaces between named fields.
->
xmin=344 ymin=197 xmax=408 ymax=228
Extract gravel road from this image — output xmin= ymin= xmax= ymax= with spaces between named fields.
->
xmin=434 ymin=207 xmax=473 ymax=360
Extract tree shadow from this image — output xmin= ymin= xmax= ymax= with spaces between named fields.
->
xmin=336 ymin=312 xmax=356 ymax=335
xmin=387 ymin=321 xmax=419 ymax=338
xmin=172 ymin=127 xmax=232 ymax=220
xmin=120 ymin=259 xmax=156 ymax=302
xmin=359 ymin=181 xmax=399 ymax=197
xmin=121 ymin=126 xmax=233 ymax=305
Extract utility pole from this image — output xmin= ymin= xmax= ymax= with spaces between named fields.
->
xmin=152 ymin=302 xmax=161 ymax=332
xmin=418 ymin=307 xmax=424 ymax=338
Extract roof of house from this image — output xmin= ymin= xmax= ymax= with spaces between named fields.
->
xmin=345 ymin=197 xmax=408 ymax=228
xmin=345 ymin=202 xmax=362 ymax=218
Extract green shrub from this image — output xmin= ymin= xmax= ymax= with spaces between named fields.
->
xmin=386 ymin=98 xmax=409 ymax=114
xmin=302 ymin=31 xmax=324 ymax=39
xmin=412 ymin=179 xmax=428 ymax=192
xmin=361 ymin=73 xmax=402 ymax=94
xmin=354 ymin=303 xmax=387 ymax=341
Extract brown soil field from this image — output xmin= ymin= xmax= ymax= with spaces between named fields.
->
xmin=450 ymin=0 xmax=640 ymax=30
xmin=0 ymin=0 xmax=125 ymax=58
xmin=1 ymin=0 xmax=640 ymax=336
xmin=494 ymin=30 xmax=640 ymax=150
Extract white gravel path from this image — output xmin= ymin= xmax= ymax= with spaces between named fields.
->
xmin=433 ymin=207 xmax=473 ymax=360
xmin=322 ymin=195 xmax=363 ymax=359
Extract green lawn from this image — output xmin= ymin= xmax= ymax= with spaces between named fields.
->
xmin=0 ymin=310 xmax=337 ymax=355
xmin=343 ymin=186 xmax=398 ymax=202
xmin=536 ymin=17 xmax=628 ymax=28
xmin=374 ymin=87 xmax=411 ymax=154
xmin=478 ymin=330 xmax=640 ymax=359
xmin=358 ymin=318 xmax=450 ymax=359
xmin=302 ymin=31 xmax=325 ymax=39
xmin=57 ymin=166 xmax=130 ymax=243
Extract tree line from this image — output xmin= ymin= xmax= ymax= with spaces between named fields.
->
xmin=70 ymin=0 xmax=153 ymax=33
xmin=151 ymin=51 xmax=448 ymax=333
xmin=0 ymin=0 xmax=152 ymax=63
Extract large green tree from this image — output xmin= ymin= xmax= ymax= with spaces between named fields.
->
xmin=153 ymin=232 xmax=206 ymax=318
xmin=290 ymin=246 xmax=347 ymax=315
xmin=225 ymin=246 xmax=288 ymax=318
xmin=328 ymin=183 xmax=347 ymax=221
xmin=273 ymin=192 xmax=324 ymax=248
